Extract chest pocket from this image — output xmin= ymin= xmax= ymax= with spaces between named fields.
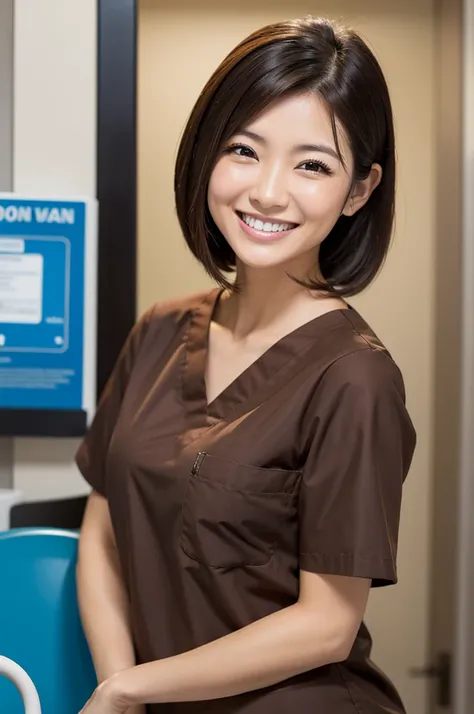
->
xmin=180 ymin=452 xmax=301 ymax=568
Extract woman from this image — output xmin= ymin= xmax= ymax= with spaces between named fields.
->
xmin=77 ymin=16 xmax=416 ymax=714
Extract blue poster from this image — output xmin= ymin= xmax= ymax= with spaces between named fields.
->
xmin=0 ymin=196 xmax=97 ymax=413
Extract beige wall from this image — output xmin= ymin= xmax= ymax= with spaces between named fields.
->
xmin=430 ymin=1 xmax=463 ymax=712
xmin=138 ymin=2 xmax=435 ymax=711
xmin=11 ymin=0 xmax=97 ymax=501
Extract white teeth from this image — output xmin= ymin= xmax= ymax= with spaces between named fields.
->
xmin=240 ymin=213 xmax=294 ymax=233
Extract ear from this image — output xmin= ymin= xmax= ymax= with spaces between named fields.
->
xmin=342 ymin=163 xmax=383 ymax=217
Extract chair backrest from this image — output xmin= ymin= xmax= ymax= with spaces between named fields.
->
xmin=0 ymin=529 xmax=97 ymax=714
xmin=9 ymin=495 xmax=87 ymax=530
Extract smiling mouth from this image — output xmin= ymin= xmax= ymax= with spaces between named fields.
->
xmin=236 ymin=211 xmax=299 ymax=233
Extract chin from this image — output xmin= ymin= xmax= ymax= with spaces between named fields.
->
xmin=232 ymin=248 xmax=295 ymax=271
xmin=228 ymin=233 xmax=300 ymax=267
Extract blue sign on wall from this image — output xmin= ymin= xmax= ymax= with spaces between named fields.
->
xmin=0 ymin=197 xmax=97 ymax=417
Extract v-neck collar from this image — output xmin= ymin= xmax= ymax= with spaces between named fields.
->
xmin=182 ymin=287 xmax=351 ymax=426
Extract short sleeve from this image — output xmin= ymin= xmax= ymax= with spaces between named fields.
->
xmin=298 ymin=348 xmax=416 ymax=587
xmin=75 ymin=306 xmax=155 ymax=497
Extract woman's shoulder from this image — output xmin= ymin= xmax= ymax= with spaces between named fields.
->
xmin=305 ymin=311 xmax=416 ymax=449
xmin=116 ymin=289 xmax=212 ymax=363
xmin=317 ymin=306 xmax=408 ymax=401
xmin=134 ymin=288 xmax=213 ymax=335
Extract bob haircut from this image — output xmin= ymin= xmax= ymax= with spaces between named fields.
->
xmin=174 ymin=16 xmax=396 ymax=296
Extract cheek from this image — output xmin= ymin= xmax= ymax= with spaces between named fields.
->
xmin=208 ymin=164 xmax=227 ymax=206
xmin=207 ymin=164 xmax=239 ymax=233
xmin=208 ymin=161 xmax=251 ymax=208
xmin=296 ymin=179 xmax=349 ymax=223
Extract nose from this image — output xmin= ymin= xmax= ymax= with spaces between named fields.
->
xmin=249 ymin=162 xmax=289 ymax=212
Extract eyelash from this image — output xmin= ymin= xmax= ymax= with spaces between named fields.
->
xmin=222 ymin=143 xmax=334 ymax=176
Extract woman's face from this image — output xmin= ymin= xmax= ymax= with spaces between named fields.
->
xmin=207 ymin=93 xmax=373 ymax=276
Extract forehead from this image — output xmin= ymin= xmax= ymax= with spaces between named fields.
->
xmin=242 ymin=92 xmax=349 ymax=153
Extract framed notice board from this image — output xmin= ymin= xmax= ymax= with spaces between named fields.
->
xmin=0 ymin=195 xmax=98 ymax=437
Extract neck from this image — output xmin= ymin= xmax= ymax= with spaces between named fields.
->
xmin=216 ymin=262 xmax=346 ymax=341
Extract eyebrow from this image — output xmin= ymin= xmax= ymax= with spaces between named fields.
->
xmin=235 ymin=129 xmax=341 ymax=162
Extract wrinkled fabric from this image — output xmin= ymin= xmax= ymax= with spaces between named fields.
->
xmin=76 ymin=288 xmax=416 ymax=713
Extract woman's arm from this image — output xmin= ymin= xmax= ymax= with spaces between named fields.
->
xmin=77 ymin=491 xmax=145 ymax=713
xmin=104 ymin=570 xmax=371 ymax=709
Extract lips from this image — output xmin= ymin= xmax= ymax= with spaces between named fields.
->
xmin=235 ymin=211 xmax=298 ymax=243
xmin=236 ymin=211 xmax=299 ymax=233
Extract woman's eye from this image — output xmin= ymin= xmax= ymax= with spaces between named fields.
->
xmin=225 ymin=144 xmax=256 ymax=159
xmin=299 ymin=160 xmax=333 ymax=175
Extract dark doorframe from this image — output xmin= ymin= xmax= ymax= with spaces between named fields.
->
xmin=96 ymin=0 xmax=138 ymax=396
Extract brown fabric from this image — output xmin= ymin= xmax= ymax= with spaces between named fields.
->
xmin=76 ymin=288 xmax=416 ymax=714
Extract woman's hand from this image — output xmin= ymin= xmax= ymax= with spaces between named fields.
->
xmin=78 ymin=675 xmax=132 ymax=714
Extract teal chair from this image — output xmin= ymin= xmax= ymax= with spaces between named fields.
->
xmin=0 ymin=655 xmax=42 ymax=713
xmin=0 ymin=529 xmax=97 ymax=713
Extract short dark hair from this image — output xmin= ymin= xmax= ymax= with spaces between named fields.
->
xmin=174 ymin=17 xmax=396 ymax=296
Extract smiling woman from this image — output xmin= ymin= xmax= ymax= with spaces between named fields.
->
xmin=175 ymin=17 xmax=394 ymax=296
xmin=207 ymin=93 xmax=381 ymax=272
xmin=76 ymin=15 xmax=416 ymax=714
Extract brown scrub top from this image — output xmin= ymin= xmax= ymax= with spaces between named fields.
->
xmin=76 ymin=288 xmax=416 ymax=714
